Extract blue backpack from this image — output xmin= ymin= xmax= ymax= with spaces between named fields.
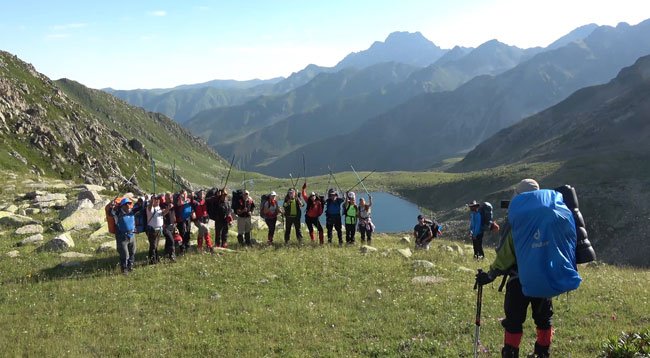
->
xmin=508 ymin=189 xmax=582 ymax=298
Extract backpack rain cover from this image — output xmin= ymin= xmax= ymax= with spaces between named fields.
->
xmin=508 ymin=189 xmax=582 ymax=298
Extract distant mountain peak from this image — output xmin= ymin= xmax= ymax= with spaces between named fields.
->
xmin=384 ymin=31 xmax=429 ymax=43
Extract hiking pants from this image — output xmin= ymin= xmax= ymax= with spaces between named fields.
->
xmin=116 ymin=232 xmax=136 ymax=270
xmin=472 ymin=232 xmax=485 ymax=257
xmin=345 ymin=223 xmax=356 ymax=243
xmin=265 ymin=217 xmax=277 ymax=241
xmin=359 ymin=221 xmax=373 ymax=243
xmin=162 ymin=224 xmax=175 ymax=259
xmin=305 ymin=216 xmax=323 ymax=235
xmin=326 ymin=215 xmax=342 ymax=243
xmin=177 ymin=219 xmax=191 ymax=251
xmin=214 ymin=221 xmax=229 ymax=247
xmin=284 ymin=216 xmax=302 ymax=243
xmin=146 ymin=227 xmax=162 ymax=264
xmin=502 ymin=278 xmax=553 ymax=334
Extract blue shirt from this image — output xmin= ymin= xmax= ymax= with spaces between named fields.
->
xmin=116 ymin=210 xmax=136 ymax=238
xmin=325 ymin=197 xmax=344 ymax=216
xmin=470 ymin=211 xmax=482 ymax=237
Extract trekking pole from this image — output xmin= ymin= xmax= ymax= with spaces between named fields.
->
xmin=350 ymin=165 xmax=370 ymax=196
xmin=473 ymin=269 xmax=484 ymax=358
xmin=289 ymin=173 xmax=297 ymax=190
xmin=327 ymin=165 xmax=343 ymax=194
xmin=221 ymin=155 xmax=235 ymax=191
xmin=172 ymin=159 xmax=176 ymax=192
xmin=347 ymin=170 xmax=375 ymax=192
xmin=151 ymin=158 xmax=156 ymax=194
xmin=302 ymin=153 xmax=307 ymax=186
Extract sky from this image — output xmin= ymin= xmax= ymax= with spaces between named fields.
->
xmin=1 ymin=0 xmax=649 ymax=90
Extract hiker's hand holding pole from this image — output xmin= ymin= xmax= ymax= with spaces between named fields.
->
xmin=475 ymin=270 xmax=495 ymax=287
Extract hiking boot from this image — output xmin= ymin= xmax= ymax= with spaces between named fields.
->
xmin=222 ymin=242 xmax=228 ymax=249
xmin=502 ymin=345 xmax=519 ymax=358
xmin=531 ymin=343 xmax=550 ymax=358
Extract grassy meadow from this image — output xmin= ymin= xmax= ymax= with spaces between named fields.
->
xmin=1 ymin=228 xmax=648 ymax=357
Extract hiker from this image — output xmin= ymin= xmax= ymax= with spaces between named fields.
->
xmin=261 ymin=191 xmax=280 ymax=244
xmin=413 ymin=214 xmax=433 ymax=250
xmin=213 ymin=189 xmax=232 ymax=248
xmin=357 ymin=195 xmax=374 ymax=244
xmin=468 ymin=200 xmax=485 ymax=259
xmin=324 ymin=188 xmax=344 ymax=245
xmin=282 ymin=188 xmax=303 ymax=244
xmin=475 ymin=179 xmax=558 ymax=358
xmin=146 ymin=195 xmax=172 ymax=264
xmin=301 ymin=183 xmax=324 ymax=244
xmin=235 ymin=190 xmax=255 ymax=246
xmin=343 ymin=191 xmax=358 ymax=244
xmin=192 ymin=190 xmax=214 ymax=253
xmin=175 ymin=190 xmax=194 ymax=254
xmin=161 ymin=192 xmax=177 ymax=260
xmin=133 ymin=197 xmax=146 ymax=234
xmin=112 ymin=197 xmax=136 ymax=274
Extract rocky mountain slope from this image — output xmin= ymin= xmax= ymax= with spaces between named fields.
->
xmin=0 ymin=51 xmax=231 ymax=193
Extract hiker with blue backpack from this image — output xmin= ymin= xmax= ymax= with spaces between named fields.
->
xmin=325 ymin=188 xmax=344 ymax=245
xmin=475 ymin=179 xmax=583 ymax=358
xmin=468 ymin=201 xmax=486 ymax=259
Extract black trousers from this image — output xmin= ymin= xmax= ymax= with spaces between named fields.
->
xmin=162 ymin=224 xmax=175 ymax=258
xmin=265 ymin=217 xmax=277 ymax=239
xmin=177 ymin=219 xmax=191 ymax=250
xmin=326 ymin=215 xmax=342 ymax=243
xmin=472 ymin=232 xmax=485 ymax=257
xmin=501 ymin=278 xmax=553 ymax=334
xmin=305 ymin=216 xmax=323 ymax=234
xmin=214 ymin=221 xmax=229 ymax=246
xmin=284 ymin=216 xmax=302 ymax=242
xmin=345 ymin=222 xmax=356 ymax=243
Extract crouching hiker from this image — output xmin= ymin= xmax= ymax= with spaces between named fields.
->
xmin=113 ymin=197 xmax=136 ymax=274
xmin=413 ymin=214 xmax=432 ymax=250
xmin=301 ymin=183 xmax=324 ymax=244
xmin=357 ymin=195 xmax=374 ymax=245
xmin=475 ymin=179 xmax=582 ymax=358
xmin=146 ymin=194 xmax=173 ymax=264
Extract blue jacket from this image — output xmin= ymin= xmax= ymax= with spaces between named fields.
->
xmin=325 ymin=197 xmax=344 ymax=216
xmin=470 ymin=211 xmax=482 ymax=237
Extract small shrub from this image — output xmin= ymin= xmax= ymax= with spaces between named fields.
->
xmin=600 ymin=329 xmax=650 ymax=357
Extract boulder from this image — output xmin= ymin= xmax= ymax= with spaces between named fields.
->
xmin=450 ymin=244 xmax=464 ymax=255
xmin=397 ymin=248 xmax=413 ymax=258
xmin=24 ymin=208 xmax=41 ymax=215
xmin=411 ymin=276 xmax=446 ymax=285
xmin=400 ymin=236 xmax=411 ymax=244
xmin=42 ymin=232 xmax=74 ymax=251
xmin=77 ymin=190 xmax=102 ymax=204
xmin=19 ymin=234 xmax=44 ymax=246
xmin=24 ymin=190 xmax=47 ymax=200
xmin=0 ymin=211 xmax=38 ymax=227
xmin=360 ymin=245 xmax=378 ymax=253
xmin=76 ymin=184 xmax=106 ymax=192
xmin=15 ymin=224 xmax=44 ymax=235
xmin=33 ymin=193 xmax=67 ymax=208
xmin=6 ymin=250 xmax=20 ymax=258
xmin=5 ymin=204 xmax=18 ymax=213
xmin=58 ymin=199 xmax=104 ymax=231
xmin=413 ymin=260 xmax=435 ymax=269
xmin=59 ymin=199 xmax=94 ymax=219
xmin=60 ymin=252 xmax=92 ymax=258
xmin=89 ymin=223 xmax=110 ymax=241
xmin=97 ymin=241 xmax=116 ymax=253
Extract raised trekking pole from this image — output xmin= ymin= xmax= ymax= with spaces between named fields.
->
xmin=302 ymin=153 xmax=307 ymax=186
xmin=327 ymin=165 xmax=343 ymax=194
xmin=150 ymin=158 xmax=156 ymax=194
xmin=171 ymin=159 xmax=176 ymax=193
xmin=350 ymin=165 xmax=370 ymax=196
xmin=473 ymin=269 xmax=484 ymax=358
xmin=289 ymin=173 xmax=297 ymax=190
xmin=222 ymin=155 xmax=235 ymax=191
xmin=347 ymin=170 xmax=375 ymax=192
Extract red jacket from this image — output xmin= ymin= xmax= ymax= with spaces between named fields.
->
xmin=302 ymin=189 xmax=324 ymax=218
xmin=193 ymin=199 xmax=208 ymax=219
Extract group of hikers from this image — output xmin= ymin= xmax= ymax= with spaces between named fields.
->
xmin=106 ymin=182 xmax=379 ymax=273
xmin=108 ymin=175 xmax=595 ymax=357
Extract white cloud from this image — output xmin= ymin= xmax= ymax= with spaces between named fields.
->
xmin=45 ymin=33 xmax=70 ymax=39
xmin=51 ymin=23 xmax=87 ymax=31
xmin=149 ymin=10 xmax=167 ymax=17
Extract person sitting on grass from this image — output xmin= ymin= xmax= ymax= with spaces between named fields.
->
xmin=413 ymin=214 xmax=433 ymax=250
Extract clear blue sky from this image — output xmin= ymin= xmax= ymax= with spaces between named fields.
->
xmin=1 ymin=0 xmax=648 ymax=89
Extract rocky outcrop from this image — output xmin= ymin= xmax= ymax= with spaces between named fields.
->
xmin=41 ymin=232 xmax=74 ymax=251
xmin=58 ymin=199 xmax=104 ymax=231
